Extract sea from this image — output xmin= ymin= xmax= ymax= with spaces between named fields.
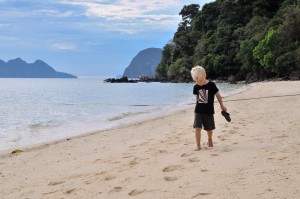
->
xmin=0 ymin=78 xmax=248 ymax=151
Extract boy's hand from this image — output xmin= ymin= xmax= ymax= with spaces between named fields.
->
xmin=221 ymin=105 xmax=227 ymax=112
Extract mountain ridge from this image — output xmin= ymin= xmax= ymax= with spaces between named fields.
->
xmin=0 ymin=58 xmax=77 ymax=78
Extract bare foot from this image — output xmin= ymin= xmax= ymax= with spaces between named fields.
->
xmin=194 ymin=146 xmax=201 ymax=151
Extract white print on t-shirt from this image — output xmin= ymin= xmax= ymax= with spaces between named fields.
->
xmin=198 ymin=89 xmax=208 ymax=104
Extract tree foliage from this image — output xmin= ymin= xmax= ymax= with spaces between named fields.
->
xmin=253 ymin=28 xmax=277 ymax=70
xmin=156 ymin=0 xmax=300 ymax=81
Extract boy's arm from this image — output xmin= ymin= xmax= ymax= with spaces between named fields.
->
xmin=216 ymin=92 xmax=227 ymax=112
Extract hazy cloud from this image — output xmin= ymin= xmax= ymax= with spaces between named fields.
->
xmin=0 ymin=36 xmax=18 ymax=41
xmin=52 ymin=43 xmax=77 ymax=51
xmin=33 ymin=9 xmax=74 ymax=17
xmin=60 ymin=0 xmax=183 ymax=33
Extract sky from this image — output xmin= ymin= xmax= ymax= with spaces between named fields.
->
xmin=0 ymin=0 xmax=214 ymax=77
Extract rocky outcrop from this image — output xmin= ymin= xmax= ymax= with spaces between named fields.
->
xmin=123 ymin=48 xmax=162 ymax=78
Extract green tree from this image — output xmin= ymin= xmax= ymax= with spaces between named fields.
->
xmin=278 ymin=4 xmax=300 ymax=42
xmin=275 ymin=51 xmax=296 ymax=76
xmin=253 ymin=28 xmax=278 ymax=71
xmin=179 ymin=4 xmax=200 ymax=23
xmin=167 ymin=57 xmax=192 ymax=78
xmin=235 ymin=16 xmax=269 ymax=73
xmin=156 ymin=44 xmax=174 ymax=77
xmin=156 ymin=0 xmax=299 ymax=81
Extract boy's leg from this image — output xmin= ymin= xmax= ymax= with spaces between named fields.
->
xmin=202 ymin=114 xmax=215 ymax=147
xmin=195 ymin=128 xmax=201 ymax=150
xmin=207 ymin=130 xmax=213 ymax=147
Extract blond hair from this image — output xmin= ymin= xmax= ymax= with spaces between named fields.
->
xmin=191 ymin=66 xmax=206 ymax=82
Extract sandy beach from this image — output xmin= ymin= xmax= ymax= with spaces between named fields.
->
xmin=0 ymin=81 xmax=300 ymax=199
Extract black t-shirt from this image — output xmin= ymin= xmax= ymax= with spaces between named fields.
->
xmin=193 ymin=81 xmax=219 ymax=114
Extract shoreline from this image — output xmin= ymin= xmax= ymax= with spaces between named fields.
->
xmin=0 ymin=81 xmax=248 ymax=154
xmin=0 ymin=105 xmax=194 ymax=157
xmin=1 ymin=81 xmax=299 ymax=198
xmin=0 ymin=102 xmax=196 ymax=156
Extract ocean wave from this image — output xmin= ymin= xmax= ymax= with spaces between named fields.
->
xmin=107 ymin=111 xmax=147 ymax=121
xmin=28 ymin=120 xmax=61 ymax=130
xmin=130 ymin=104 xmax=152 ymax=107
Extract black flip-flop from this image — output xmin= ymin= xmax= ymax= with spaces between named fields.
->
xmin=221 ymin=111 xmax=231 ymax=122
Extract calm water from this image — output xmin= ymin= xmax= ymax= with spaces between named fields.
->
xmin=0 ymin=78 xmax=248 ymax=151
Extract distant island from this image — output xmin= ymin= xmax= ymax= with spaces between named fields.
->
xmin=123 ymin=48 xmax=162 ymax=78
xmin=0 ymin=58 xmax=77 ymax=78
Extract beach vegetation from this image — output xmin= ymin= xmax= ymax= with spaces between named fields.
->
xmin=11 ymin=149 xmax=24 ymax=154
xmin=156 ymin=0 xmax=300 ymax=81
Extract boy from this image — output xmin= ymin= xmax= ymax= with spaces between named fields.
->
xmin=191 ymin=66 xmax=227 ymax=150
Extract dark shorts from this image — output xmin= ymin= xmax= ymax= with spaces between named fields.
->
xmin=193 ymin=113 xmax=215 ymax=131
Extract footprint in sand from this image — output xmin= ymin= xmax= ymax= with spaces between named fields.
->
xmin=181 ymin=153 xmax=193 ymax=157
xmin=123 ymin=155 xmax=133 ymax=159
xmin=109 ymin=187 xmax=123 ymax=193
xmin=129 ymin=158 xmax=139 ymax=166
xmin=276 ymin=135 xmax=288 ymax=139
xmin=169 ymin=141 xmax=179 ymax=145
xmin=84 ymin=180 xmax=92 ymax=185
xmin=65 ymin=189 xmax=76 ymax=194
xmin=217 ymin=136 xmax=227 ymax=141
xmin=139 ymin=141 xmax=150 ymax=146
xmin=193 ymin=193 xmax=211 ymax=198
xmin=222 ymin=148 xmax=232 ymax=153
xmin=95 ymin=171 xmax=116 ymax=181
xmin=175 ymin=136 xmax=185 ymax=142
xmin=188 ymin=157 xmax=200 ymax=163
xmin=48 ymin=181 xmax=65 ymax=186
xmin=94 ymin=158 xmax=102 ymax=162
xmin=278 ymin=156 xmax=288 ymax=161
xmin=162 ymin=165 xmax=182 ymax=172
xmin=164 ymin=176 xmax=178 ymax=181
xmin=43 ymin=190 xmax=60 ymax=196
xmin=104 ymin=174 xmax=116 ymax=181
xmin=158 ymin=150 xmax=168 ymax=154
xmin=128 ymin=189 xmax=145 ymax=196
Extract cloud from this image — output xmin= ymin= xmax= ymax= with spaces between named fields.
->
xmin=60 ymin=0 xmax=183 ymax=33
xmin=0 ymin=36 xmax=18 ymax=41
xmin=0 ymin=23 xmax=10 ymax=27
xmin=52 ymin=43 xmax=77 ymax=51
xmin=33 ymin=9 xmax=74 ymax=17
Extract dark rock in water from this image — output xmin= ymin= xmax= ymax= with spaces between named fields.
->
xmin=138 ymin=76 xmax=160 ymax=82
xmin=0 ymin=58 xmax=77 ymax=78
xmin=104 ymin=76 xmax=138 ymax=83
xmin=104 ymin=74 xmax=193 ymax=83
xmin=123 ymin=48 xmax=162 ymax=78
